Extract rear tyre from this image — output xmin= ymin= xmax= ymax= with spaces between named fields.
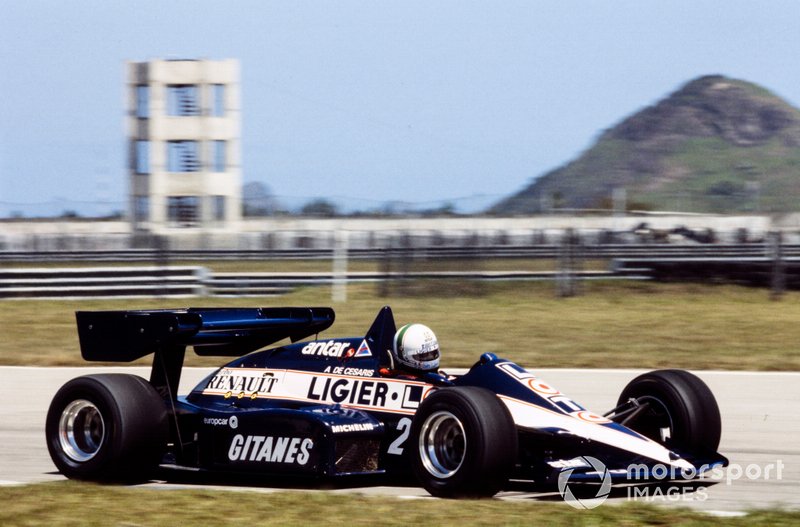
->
xmin=45 ymin=374 xmax=168 ymax=482
xmin=615 ymin=369 xmax=721 ymax=456
xmin=411 ymin=387 xmax=517 ymax=498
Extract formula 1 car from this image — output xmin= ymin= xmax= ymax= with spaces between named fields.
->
xmin=46 ymin=306 xmax=727 ymax=497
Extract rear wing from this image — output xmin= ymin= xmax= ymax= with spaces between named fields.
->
xmin=76 ymin=307 xmax=335 ymax=362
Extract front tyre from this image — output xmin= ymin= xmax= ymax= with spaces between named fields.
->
xmin=411 ymin=387 xmax=517 ymax=498
xmin=615 ymin=369 xmax=721 ymax=456
xmin=45 ymin=374 xmax=168 ymax=482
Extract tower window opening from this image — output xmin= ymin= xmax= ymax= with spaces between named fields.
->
xmin=211 ymin=84 xmax=225 ymax=117
xmin=167 ymin=84 xmax=200 ymax=116
xmin=167 ymin=140 xmax=200 ymax=172
xmin=167 ymin=196 xmax=200 ymax=227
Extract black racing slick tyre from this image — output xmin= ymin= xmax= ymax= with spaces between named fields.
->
xmin=45 ymin=374 xmax=168 ymax=482
xmin=615 ymin=369 xmax=721 ymax=456
xmin=410 ymin=387 xmax=517 ymax=498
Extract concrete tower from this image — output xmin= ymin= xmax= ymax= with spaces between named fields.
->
xmin=127 ymin=59 xmax=241 ymax=232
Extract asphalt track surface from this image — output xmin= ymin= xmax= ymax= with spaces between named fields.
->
xmin=1 ymin=366 xmax=798 ymax=514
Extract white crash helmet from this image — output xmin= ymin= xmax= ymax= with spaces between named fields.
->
xmin=393 ymin=323 xmax=440 ymax=372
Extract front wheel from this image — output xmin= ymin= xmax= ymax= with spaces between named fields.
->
xmin=615 ymin=369 xmax=721 ymax=456
xmin=45 ymin=374 xmax=168 ymax=482
xmin=411 ymin=387 xmax=517 ymax=498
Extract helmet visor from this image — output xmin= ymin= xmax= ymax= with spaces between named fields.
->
xmin=414 ymin=348 xmax=440 ymax=362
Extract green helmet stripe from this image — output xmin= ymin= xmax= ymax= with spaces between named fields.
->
xmin=395 ymin=323 xmax=412 ymax=353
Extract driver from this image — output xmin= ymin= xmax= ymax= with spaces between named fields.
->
xmin=394 ymin=323 xmax=439 ymax=372
xmin=384 ymin=324 xmax=451 ymax=385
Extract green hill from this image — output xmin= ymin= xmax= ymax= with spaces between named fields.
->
xmin=494 ymin=75 xmax=800 ymax=214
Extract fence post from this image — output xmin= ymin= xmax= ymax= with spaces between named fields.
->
xmin=769 ymin=230 xmax=785 ymax=300
xmin=196 ymin=266 xmax=210 ymax=297
xmin=557 ymin=228 xmax=582 ymax=297
xmin=377 ymin=235 xmax=393 ymax=298
xmin=332 ymin=230 xmax=348 ymax=303
xmin=154 ymin=235 xmax=170 ymax=297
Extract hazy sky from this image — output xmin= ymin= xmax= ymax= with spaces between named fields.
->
xmin=2 ymin=1 xmax=800 ymax=216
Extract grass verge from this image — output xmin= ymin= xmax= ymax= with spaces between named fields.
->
xmin=1 ymin=281 xmax=799 ymax=370
xmin=0 ymin=481 xmax=797 ymax=527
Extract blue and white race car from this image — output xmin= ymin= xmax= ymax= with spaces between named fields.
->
xmin=46 ymin=306 xmax=727 ymax=497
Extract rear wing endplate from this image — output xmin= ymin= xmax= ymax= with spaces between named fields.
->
xmin=76 ymin=307 xmax=335 ymax=362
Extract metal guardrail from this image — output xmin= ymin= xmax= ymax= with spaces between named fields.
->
xmin=0 ymin=243 xmax=793 ymax=299
xmin=0 ymin=267 xmax=206 ymax=299
xmin=0 ymin=267 xmax=641 ymax=299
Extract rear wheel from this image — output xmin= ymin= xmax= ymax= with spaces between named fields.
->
xmin=615 ymin=369 xmax=721 ymax=456
xmin=46 ymin=374 xmax=168 ymax=482
xmin=411 ymin=387 xmax=517 ymax=498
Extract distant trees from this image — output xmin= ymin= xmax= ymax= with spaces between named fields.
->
xmin=300 ymin=198 xmax=339 ymax=217
xmin=241 ymin=181 xmax=462 ymax=218
xmin=242 ymin=182 xmax=281 ymax=216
